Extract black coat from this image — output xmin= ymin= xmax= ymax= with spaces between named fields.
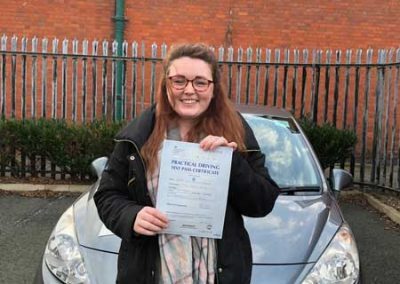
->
xmin=94 ymin=105 xmax=279 ymax=284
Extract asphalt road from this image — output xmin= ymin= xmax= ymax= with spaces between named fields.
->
xmin=339 ymin=198 xmax=400 ymax=284
xmin=0 ymin=193 xmax=78 ymax=284
xmin=0 ymin=192 xmax=399 ymax=284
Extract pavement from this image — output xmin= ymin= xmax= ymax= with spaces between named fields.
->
xmin=341 ymin=189 xmax=400 ymax=226
xmin=0 ymin=183 xmax=88 ymax=193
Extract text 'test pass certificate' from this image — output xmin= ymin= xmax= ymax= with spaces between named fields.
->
xmin=156 ymin=140 xmax=233 ymax=239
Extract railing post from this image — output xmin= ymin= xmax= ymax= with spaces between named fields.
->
xmin=282 ymin=48 xmax=290 ymax=109
xmin=342 ymin=49 xmax=352 ymax=129
xmin=51 ymin=38 xmax=59 ymax=119
xmin=245 ymin=47 xmax=252 ymax=104
xmin=122 ymin=40 xmax=128 ymax=120
xmin=263 ymin=48 xmax=271 ymax=105
xmin=227 ymin=46 xmax=233 ymax=99
xmin=31 ymin=36 xmax=38 ymax=119
xmin=91 ymin=40 xmax=98 ymax=121
xmin=101 ymin=39 xmax=109 ymax=119
xmin=273 ymin=49 xmax=280 ymax=107
xmin=371 ymin=50 xmax=387 ymax=184
xmin=150 ymin=42 xmax=157 ymax=105
xmin=291 ymin=49 xmax=299 ymax=114
xmin=254 ymin=47 xmax=262 ymax=104
xmin=61 ymin=38 xmax=69 ymax=120
xmin=360 ymin=48 xmax=373 ymax=182
xmin=72 ymin=39 xmax=78 ymax=122
xmin=131 ymin=41 xmax=138 ymax=118
xmin=323 ymin=50 xmax=332 ymax=122
xmin=332 ymin=50 xmax=342 ymax=127
xmin=21 ymin=37 xmax=28 ymax=120
xmin=82 ymin=39 xmax=88 ymax=123
xmin=0 ymin=35 xmax=7 ymax=118
xmin=350 ymin=49 xmax=363 ymax=176
xmin=300 ymin=49 xmax=308 ymax=118
xmin=41 ymin=38 xmax=48 ymax=118
xmin=391 ymin=49 xmax=400 ymax=188
xmin=236 ymin=47 xmax=243 ymax=104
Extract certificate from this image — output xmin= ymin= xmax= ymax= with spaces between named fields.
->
xmin=156 ymin=140 xmax=233 ymax=239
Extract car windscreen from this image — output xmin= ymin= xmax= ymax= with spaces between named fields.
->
xmin=243 ymin=114 xmax=322 ymax=189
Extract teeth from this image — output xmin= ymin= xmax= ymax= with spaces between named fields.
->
xmin=181 ymin=99 xmax=197 ymax=104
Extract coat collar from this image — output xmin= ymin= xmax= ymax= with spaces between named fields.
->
xmin=115 ymin=105 xmax=156 ymax=149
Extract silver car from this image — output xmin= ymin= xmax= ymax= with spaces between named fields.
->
xmin=35 ymin=106 xmax=360 ymax=284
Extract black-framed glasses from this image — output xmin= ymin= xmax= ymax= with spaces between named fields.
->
xmin=168 ymin=75 xmax=213 ymax=92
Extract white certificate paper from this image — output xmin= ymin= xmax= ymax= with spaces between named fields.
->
xmin=156 ymin=140 xmax=233 ymax=239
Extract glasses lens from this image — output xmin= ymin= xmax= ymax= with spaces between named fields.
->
xmin=170 ymin=76 xmax=187 ymax=90
xmin=193 ymin=78 xmax=209 ymax=91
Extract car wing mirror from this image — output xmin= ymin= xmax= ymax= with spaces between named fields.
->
xmin=90 ymin=157 xmax=109 ymax=179
xmin=331 ymin=168 xmax=353 ymax=198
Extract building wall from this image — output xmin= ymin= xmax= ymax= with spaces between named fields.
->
xmin=1 ymin=0 xmax=400 ymax=50
xmin=1 ymin=0 xmax=114 ymax=41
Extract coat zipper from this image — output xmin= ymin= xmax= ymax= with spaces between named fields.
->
xmin=114 ymin=138 xmax=151 ymax=205
xmin=215 ymin=241 xmax=220 ymax=284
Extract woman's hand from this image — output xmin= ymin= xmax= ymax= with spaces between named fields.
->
xmin=199 ymin=135 xmax=237 ymax=151
xmin=133 ymin=206 xmax=169 ymax=236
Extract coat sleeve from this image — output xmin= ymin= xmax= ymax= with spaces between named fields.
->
xmin=93 ymin=142 xmax=144 ymax=243
xmin=228 ymin=120 xmax=280 ymax=217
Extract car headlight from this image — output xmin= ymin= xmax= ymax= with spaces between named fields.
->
xmin=302 ymin=224 xmax=360 ymax=284
xmin=44 ymin=206 xmax=90 ymax=284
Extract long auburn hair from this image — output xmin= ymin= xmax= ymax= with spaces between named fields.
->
xmin=141 ymin=43 xmax=246 ymax=174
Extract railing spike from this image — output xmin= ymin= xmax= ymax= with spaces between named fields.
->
xmin=31 ymin=36 xmax=38 ymax=53
xmin=151 ymin=42 xmax=157 ymax=58
xmin=92 ymin=40 xmax=98 ymax=56
xmin=11 ymin=35 xmax=18 ymax=51
xmin=1 ymin=34 xmax=7 ymax=51
xmin=122 ymin=40 xmax=128 ymax=57
xmin=52 ymin=38 xmax=59 ymax=54
xmin=102 ymin=39 xmax=108 ymax=56
xmin=227 ymin=46 xmax=234 ymax=62
xmin=132 ymin=41 xmax=138 ymax=57
xmin=82 ymin=39 xmax=88 ymax=56
xmin=42 ymin=38 xmax=48 ymax=53
xmin=62 ymin=38 xmax=69 ymax=54
xmin=21 ymin=36 xmax=28 ymax=52
xmin=218 ymin=46 xmax=224 ymax=62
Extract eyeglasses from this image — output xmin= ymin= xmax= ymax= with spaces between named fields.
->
xmin=168 ymin=75 xmax=213 ymax=92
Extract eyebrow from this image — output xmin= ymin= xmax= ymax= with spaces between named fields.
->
xmin=169 ymin=74 xmax=212 ymax=80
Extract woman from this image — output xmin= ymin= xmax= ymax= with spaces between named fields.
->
xmin=94 ymin=43 xmax=279 ymax=284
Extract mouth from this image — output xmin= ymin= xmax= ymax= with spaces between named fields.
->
xmin=180 ymin=99 xmax=198 ymax=104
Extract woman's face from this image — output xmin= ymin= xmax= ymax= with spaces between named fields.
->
xmin=166 ymin=57 xmax=214 ymax=122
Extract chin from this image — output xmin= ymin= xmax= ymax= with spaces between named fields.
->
xmin=175 ymin=108 xmax=203 ymax=119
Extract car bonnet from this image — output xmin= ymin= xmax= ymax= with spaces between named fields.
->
xmin=245 ymin=193 xmax=343 ymax=264
xmin=74 ymin=189 xmax=343 ymax=265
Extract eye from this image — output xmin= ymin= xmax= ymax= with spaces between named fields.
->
xmin=193 ymin=78 xmax=208 ymax=87
xmin=171 ymin=76 xmax=187 ymax=86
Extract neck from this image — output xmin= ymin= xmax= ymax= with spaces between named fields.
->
xmin=177 ymin=119 xmax=195 ymax=141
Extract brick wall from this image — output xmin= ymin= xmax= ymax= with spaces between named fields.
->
xmin=1 ymin=0 xmax=114 ymax=41
xmin=1 ymin=0 xmax=399 ymax=50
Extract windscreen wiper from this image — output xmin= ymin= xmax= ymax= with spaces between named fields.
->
xmin=279 ymin=186 xmax=321 ymax=194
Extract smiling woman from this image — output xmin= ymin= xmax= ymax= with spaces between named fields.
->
xmin=93 ymin=43 xmax=279 ymax=284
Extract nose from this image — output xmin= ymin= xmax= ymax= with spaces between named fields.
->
xmin=184 ymin=80 xmax=196 ymax=93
